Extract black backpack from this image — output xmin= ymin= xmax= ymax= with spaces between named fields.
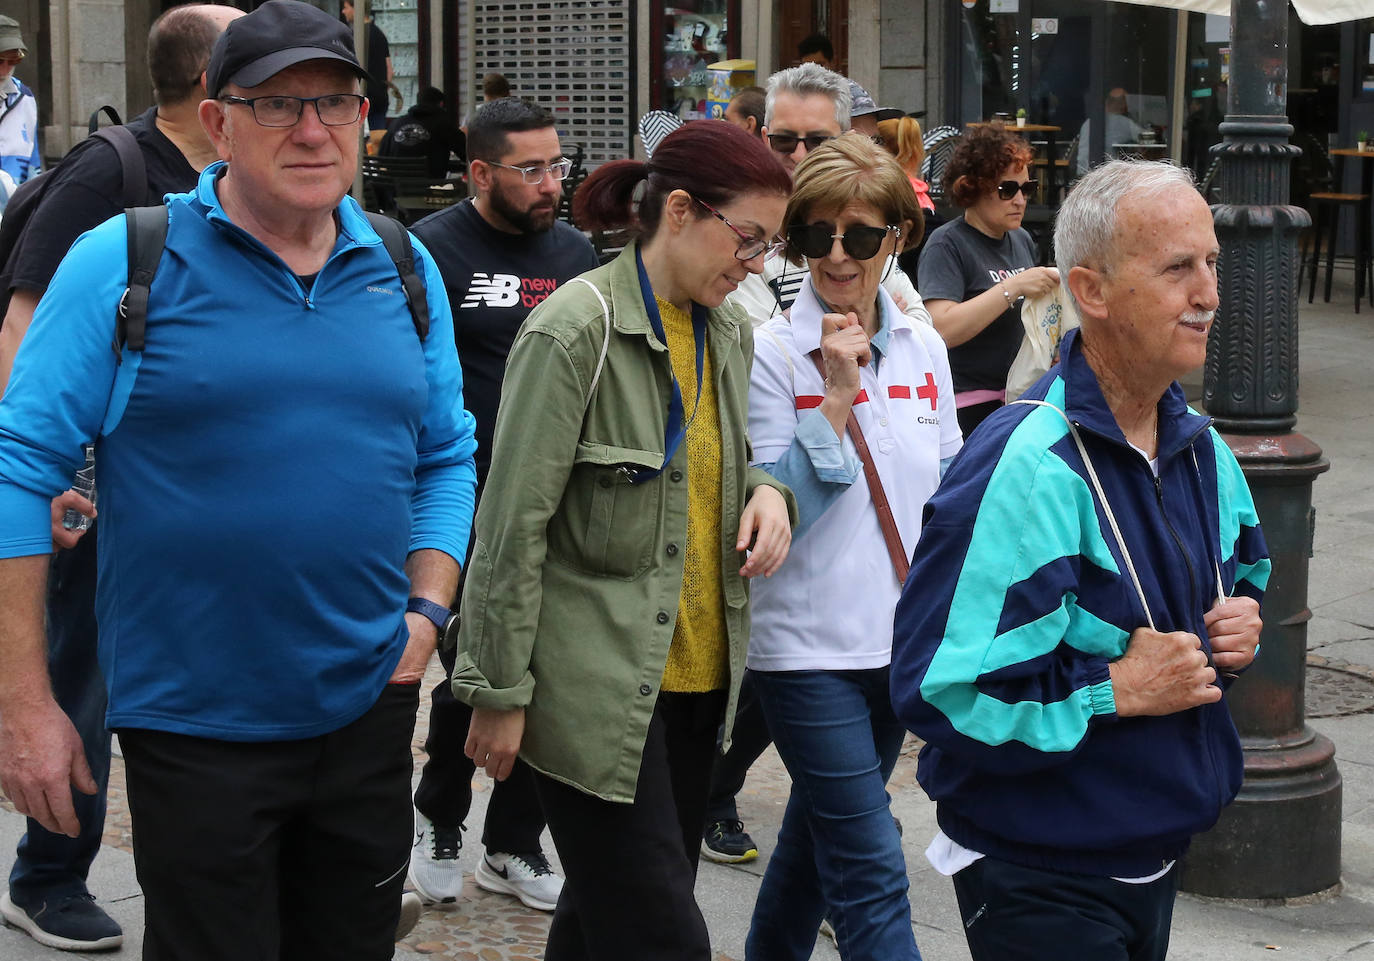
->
xmin=115 ymin=206 xmax=430 ymax=358
xmin=0 ymin=107 xmax=147 ymax=323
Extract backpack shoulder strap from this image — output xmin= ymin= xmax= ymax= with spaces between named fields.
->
xmin=116 ymin=205 xmax=168 ymax=355
xmin=364 ymin=211 xmax=429 ymax=340
xmin=566 ymin=276 xmax=611 ymax=412
xmin=89 ymin=126 xmax=148 ymax=208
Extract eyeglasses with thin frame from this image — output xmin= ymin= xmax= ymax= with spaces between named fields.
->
xmin=219 ymin=94 xmax=365 ymax=128
xmin=787 ymin=221 xmax=898 ymax=261
xmin=694 ymin=197 xmax=785 ymax=262
xmin=996 ymin=179 xmax=1039 ymax=201
xmin=766 ymin=133 xmax=835 ymax=155
xmin=486 ymin=158 xmax=574 ymax=185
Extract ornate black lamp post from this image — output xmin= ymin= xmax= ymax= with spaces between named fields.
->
xmin=1187 ymin=0 xmax=1342 ymax=899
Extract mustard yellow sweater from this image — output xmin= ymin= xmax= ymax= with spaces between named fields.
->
xmin=656 ymin=297 xmax=728 ymax=692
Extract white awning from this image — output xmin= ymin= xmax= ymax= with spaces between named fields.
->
xmin=1106 ymin=0 xmax=1372 ymax=26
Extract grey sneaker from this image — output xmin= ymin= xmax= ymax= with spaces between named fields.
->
xmin=474 ymin=851 xmax=563 ymax=912
xmin=1 ymin=890 xmax=123 ymax=952
xmin=407 ymin=809 xmax=464 ymax=904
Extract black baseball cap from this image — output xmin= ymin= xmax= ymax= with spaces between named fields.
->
xmin=206 ymin=0 xmax=369 ymax=96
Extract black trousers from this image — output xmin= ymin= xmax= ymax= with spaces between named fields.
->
xmin=953 ymin=856 xmax=1180 ymax=961
xmin=413 ymin=642 xmax=546 ymax=852
xmin=535 ymin=690 xmax=726 ymax=961
xmin=117 ymin=682 xmax=419 ymax=961
xmin=956 ymin=399 xmax=1003 ymax=439
xmin=703 ymin=670 xmax=772 ymax=824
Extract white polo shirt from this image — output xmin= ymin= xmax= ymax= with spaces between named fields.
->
xmin=747 ymin=277 xmax=963 ymax=671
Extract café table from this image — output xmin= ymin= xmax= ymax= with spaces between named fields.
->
xmin=1321 ymin=148 xmax=1374 ymax=310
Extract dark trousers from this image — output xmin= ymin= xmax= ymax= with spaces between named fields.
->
xmin=535 ymin=690 xmax=725 ymax=961
xmin=956 ymin=399 xmax=1002 ymax=439
xmin=952 ymin=857 xmax=1180 ymax=961
xmin=8 ymin=530 xmax=109 ymax=903
xmin=413 ymin=634 xmax=547 ymax=853
xmin=117 ymin=683 xmax=420 ymax=961
xmin=703 ymin=670 xmax=772 ymax=824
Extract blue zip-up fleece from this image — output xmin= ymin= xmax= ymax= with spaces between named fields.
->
xmin=889 ymin=328 xmax=1270 ymax=878
xmin=0 ymin=162 xmax=478 ymax=741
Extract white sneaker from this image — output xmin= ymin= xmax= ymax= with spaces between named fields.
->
xmin=395 ymin=892 xmax=423 ymax=941
xmin=407 ymin=810 xmax=465 ymax=904
xmin=474 ymin=851 xmax=564 ymax=912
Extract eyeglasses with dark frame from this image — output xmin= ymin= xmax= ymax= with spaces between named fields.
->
xmin=996 ymin=179 xmax=1039 ymax=201
xmin=486 ymin=158 xmax=574 ymax=185
xmin=693 ymin=197 xmax=785 ymax=262
xmin=786 ymin=221 xmax=898 ymax=261
xmin=219 ymin=94 xmax=365 ymax=128
xmin=766 ymin=133 xmax=836 ymax=155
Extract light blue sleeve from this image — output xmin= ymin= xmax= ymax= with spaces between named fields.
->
xmin=758 ymin=409 xmax=859 ymax=541
xmin=406 ymin=235 xmax=478 ymax=565
xmin=0 ymin=218 xmax=128 ymax=559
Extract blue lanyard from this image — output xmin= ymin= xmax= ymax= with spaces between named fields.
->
xmin=633 ymin=247 xmax=707 ymax=485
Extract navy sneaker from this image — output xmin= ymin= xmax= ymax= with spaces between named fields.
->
xmin=1 ymin=890 xmax=123 ymax=952
xmin=701 ymin=819 xmax=759 ymax=863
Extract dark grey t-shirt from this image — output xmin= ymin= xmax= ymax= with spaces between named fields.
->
xmin=918 ymin=217 xmax=1037 ymax=393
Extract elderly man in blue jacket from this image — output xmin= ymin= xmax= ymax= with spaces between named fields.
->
xmin=891 ymin=159 xmax=1268 ymax=961
xmin=0 ymin=3 xmax=475 ymax=957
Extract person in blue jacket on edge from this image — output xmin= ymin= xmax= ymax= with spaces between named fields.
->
xmin=0 ymin=3 xmax=475 ymax=957
xmin=890 ymin=159 xmax=1269 ymax=961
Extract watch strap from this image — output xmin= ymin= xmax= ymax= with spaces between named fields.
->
xmin=406 ymin=596 xmax=453 ymax=630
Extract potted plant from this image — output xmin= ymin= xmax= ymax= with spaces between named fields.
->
xmin=1360 ymin=131 xmax=1370 ymax=151
xmin=1016 ymin=108 xmax=1027 ymax=128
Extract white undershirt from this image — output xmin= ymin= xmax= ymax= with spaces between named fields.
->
xmin=925 ymin=830 xmax=1175 ymax=884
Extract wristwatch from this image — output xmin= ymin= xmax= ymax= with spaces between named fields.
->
xmin=406 ymin=597 xmax=461 ymax=648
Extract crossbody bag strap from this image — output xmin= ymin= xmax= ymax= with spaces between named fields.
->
xmin=567 ymin=277 xmax=611 ymax=413
xmin=1012 ymin=399 xmax=1158 ymax=631
xmin=809 ymin=351 xmax=909 ymax=585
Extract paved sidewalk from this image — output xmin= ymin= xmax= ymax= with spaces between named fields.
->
xmin=4 ymin=279 xmax=1374 ymax=959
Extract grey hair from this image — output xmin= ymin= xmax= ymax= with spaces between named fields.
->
xmin=764 ymin=62 xmax=851 ymax=133
xmin=1054 ymin=160 xmax=1199 ymax=313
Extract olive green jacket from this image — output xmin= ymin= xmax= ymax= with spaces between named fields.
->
xmin=452 ymin=242 xmax=796 ymax=803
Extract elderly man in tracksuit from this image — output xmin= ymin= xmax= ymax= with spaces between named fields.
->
xmin=890 ymin=159 xmax=1269 ymax=961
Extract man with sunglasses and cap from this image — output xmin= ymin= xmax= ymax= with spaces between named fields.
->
xmin=0 ymin=2 xmax=476 ymax=956
xmin=0 ymin=15 xmax=39 ymax=206
xmin=731 ymin=61 xmax=929 ymax=329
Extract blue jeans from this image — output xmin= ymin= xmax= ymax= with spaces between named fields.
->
xmin=746 ymin=668 xmax=921 ymax=961
xmin=8 ymin=530 xmax=110 ymax=902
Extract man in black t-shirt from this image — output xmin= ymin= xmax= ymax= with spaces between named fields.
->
xmin=379 ymin=85 xmax=465 ymax=178
xmin=407 ymin=97 xmax=596 ymax=913
xmin=0 ymin=7 xmax=240 ymax=953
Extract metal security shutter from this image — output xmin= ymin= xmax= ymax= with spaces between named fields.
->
xmin=472 ymin=0 xmax=633 ymax=168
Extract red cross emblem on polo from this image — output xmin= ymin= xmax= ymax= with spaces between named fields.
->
xmin=916 ymin=373 xmax=938 ymax=411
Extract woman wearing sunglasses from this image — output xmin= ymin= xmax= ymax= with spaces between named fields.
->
xmin=744 ymin=134 xmax=961 ymax=961
xmin=917 ymin=125 xmax=1060 ymax=436
xmin=451 ymin=119 xmax=796 ymax=961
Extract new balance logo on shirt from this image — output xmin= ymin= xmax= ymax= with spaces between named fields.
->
xmin=460 ymin=272 xmax=561 ymax=309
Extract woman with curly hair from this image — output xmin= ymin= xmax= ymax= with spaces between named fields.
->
xmin=917 ymin=125 xmax=1060 ymax=435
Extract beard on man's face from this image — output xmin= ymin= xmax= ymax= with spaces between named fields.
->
xmin=489 ymin=179 xmax=557 ymax=234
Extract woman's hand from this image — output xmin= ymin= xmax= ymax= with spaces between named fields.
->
xmin=818 ymin=311 xmax=870 ymax=439
xmin=465 ymin=706 xmax=526 ymax=781
xmin=1005 ymin=266 xmax=1060 ymax=301
xmin=737 ymin=484 xmax=792 ymax=578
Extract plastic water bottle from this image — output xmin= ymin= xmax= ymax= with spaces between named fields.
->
xmin=61 ymin=444 xmax=96 ymax=532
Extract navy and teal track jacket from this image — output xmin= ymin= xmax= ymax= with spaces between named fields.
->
xmin=890 ymin=328 xmax=1270 ymax=878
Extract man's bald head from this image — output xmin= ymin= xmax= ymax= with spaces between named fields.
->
xmin=149 ymin=4 xmax=243 ymax=107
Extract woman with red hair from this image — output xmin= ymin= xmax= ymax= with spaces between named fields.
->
xmin=453 ymin=120 xmax=796 ymax=961
xmin=918 ymin=125 xmax=1060 ymax=435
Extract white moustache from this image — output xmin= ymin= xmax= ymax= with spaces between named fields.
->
xmin=1182 ymin=310 xmax=1215 ymax=325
